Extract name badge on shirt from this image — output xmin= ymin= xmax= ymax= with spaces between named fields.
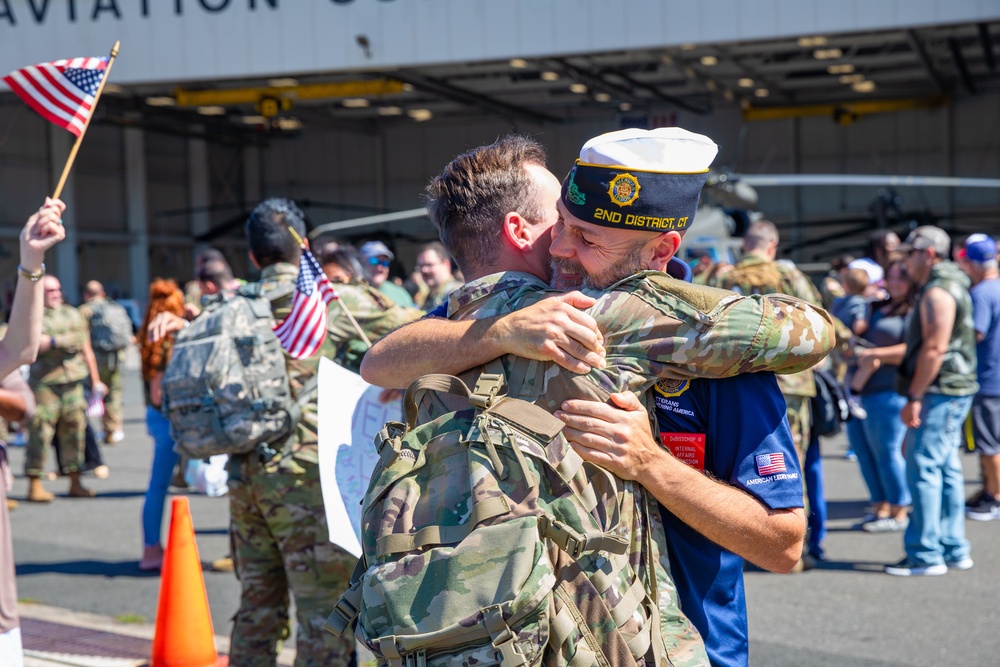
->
xmin=661 ymin=432 xmax=706 ymax=471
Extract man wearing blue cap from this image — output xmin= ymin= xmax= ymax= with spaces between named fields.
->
xmin=958 ymin=234 xmax=1000 ymax=520
xmin=359 ymin=240 xmax=416 ymax=308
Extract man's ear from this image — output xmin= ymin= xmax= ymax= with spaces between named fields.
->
xmin=648 ymin=231 xmax=682 ymax=268
xmin=502 ymin=212 xmax=532 ymax=251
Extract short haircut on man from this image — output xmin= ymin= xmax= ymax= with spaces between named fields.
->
xmin=426 ymin=134 xmax=548 ymax=273
xmin=418 ymin=241 xmax=451 ymax=264
xmin=197 ymin=258 xmax=235 ymax=286
xmin=744 ymin=219 xmax=780 ymax=249
xmin=197 ymin=248 xmax=226 ymax=265
xmin=245 ymin=198 xmax=306 ymax=266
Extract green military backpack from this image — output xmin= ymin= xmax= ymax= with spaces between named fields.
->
xmin=327 ymin=372 xmax=666 ymax=667
xmin=161 ymin=283 xmax=308 ymax=460
xmin=88 ymin=299 xmax=134 ymax=352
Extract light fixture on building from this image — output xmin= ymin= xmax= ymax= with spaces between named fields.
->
xmin=700 ymin=55 xmax=718 ymax=66
xmin=541 ymin=71 xmax=560 ymax=81
xmin=197 ymin=105 xmax=226 ymax=116
xmin=661 ymin=53 xmax=675 ymax=66
xmin=813 ymin=48 xmax=844 ymax=60
xmin=342 ymin=98 xmax=370 ymax=108
xmin=723 ymin=88 xmax=735 ymax=102
xmin=827 ymin=64 xmax=855 ymax=75
xmin=798 ymin=36 xmax=828 ymax=47
xmin=402 ymin=83 xmax=415 ymax=92
xmin=509 ymin=58 xmax=529 ymax=69
xmin=103 ymin=84 xmax=124 ymax=94
xmin=569 ymin=83 xmax=588 ymax=94
xmin=594 ymin=92 xmax=612 ymax=102
xmin=276 ymin=117 xmax=303 ymax=131
xmin=680 ymin=43 xmax=696 ymax=51
xmin=738 ymin=77 xmax=754 ymax=88
xmin=754 ymin=88 xmax=769 ymax=98
xmin=268 ymin=78 xmax=299 ymax=88
xmin=378 ymin=106 xmax=404 ymax=116
xmin=241 ymin=115 xmax=268 ymax=125
xmin=619 ymin=102 xmax=633 ymax=112
xmin=852 ymin=80 xmax=876 ymax=93
xmin=145 ymin=96 xmax=176 ymax=107
xmin=407 ymin=108 xmax=433 ymax=121
xmin=839 ymin=74 xmax=865 ymax=84
xmin=705 ymin=79 xmax=718 ymax=91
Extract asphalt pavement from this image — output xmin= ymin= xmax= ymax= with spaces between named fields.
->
xmin=7 ymin=349 xmax=999 ymax=666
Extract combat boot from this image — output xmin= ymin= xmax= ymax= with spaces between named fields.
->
xmin=67 ymin=472 xmax=96 ymax=498
xmin=27 ymin=476 xmax=54 ymax=503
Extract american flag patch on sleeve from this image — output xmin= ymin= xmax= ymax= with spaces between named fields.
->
xmin=756 ymin=453 xmax=786 ymax=476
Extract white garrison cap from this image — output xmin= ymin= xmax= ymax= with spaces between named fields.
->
xmin=578 ymin=127 xmax=719 ymax=173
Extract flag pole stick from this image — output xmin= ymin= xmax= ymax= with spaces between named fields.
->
xmin=52 ymin=40 xmax=120 ymax=200
xmin=287 ymin=225 xmax=373 ymax=348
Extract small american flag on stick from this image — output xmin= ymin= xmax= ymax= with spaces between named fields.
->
xmin=273 ymin=246 xmax=338 ymax=360
xmin=3 ymin=57 xmax=110 ymax=137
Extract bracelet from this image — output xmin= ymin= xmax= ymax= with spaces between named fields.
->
xmin=907 ymin=393 xmax=923 ymax=403
xmin=18 ymin=263 xmax=45 ymax=282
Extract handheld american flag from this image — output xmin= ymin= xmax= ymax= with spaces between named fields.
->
xmin=273 ymin=247 xmax=338 ymax=360
xmin=3 ymin=57 xmax=110 ymax=137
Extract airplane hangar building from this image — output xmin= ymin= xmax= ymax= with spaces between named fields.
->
xmin=0 ymin=0 xmax=998 ymax=304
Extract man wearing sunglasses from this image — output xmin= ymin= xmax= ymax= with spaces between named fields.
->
xmin=359 ymin=240 xmax=416 ymax=308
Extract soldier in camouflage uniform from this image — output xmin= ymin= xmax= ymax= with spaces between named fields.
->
xmin=25 ymin=276 xmax=107 ymax=502
xmin=363 ymin=133 xmax=835 ymax=666
xmin=225 ymin=199 xmax=420 ymax=667
xmin=717 ymin=219 xmax=826 ymax=467
xmin=78 ymin=281 xmax=125 ymax=443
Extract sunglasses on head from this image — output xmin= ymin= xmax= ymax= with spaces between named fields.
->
xmin=367 ymin=257 xmax=391 ymax=268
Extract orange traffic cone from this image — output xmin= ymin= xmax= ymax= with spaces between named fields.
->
xmin=151 ymin=496 xmax=224 ymax=667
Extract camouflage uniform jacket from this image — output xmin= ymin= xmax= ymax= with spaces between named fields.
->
xmin=718 ymin=253 xmax=826 ymax=398
xmin=30 ymin=304 xmax=90 ymax=387
xmin=445 ymin=270 xmax=835 ymax=412
xmin=423 ymin=278 xmax=464 ymax=312
xmin=327 ymin=280 xmax=423 ymax=374
xmin=261 ymin=264 xmax=420 ymax=463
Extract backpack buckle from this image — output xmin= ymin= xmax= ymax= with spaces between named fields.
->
xmin=470 ymin=373 xmax=505 ymax=410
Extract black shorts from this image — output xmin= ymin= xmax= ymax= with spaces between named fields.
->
xmin=970 ymin=394 xmax=1000 ymax=455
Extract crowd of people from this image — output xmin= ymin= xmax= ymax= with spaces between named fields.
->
xmin=2 ymin=126 xmax=998 ymax=667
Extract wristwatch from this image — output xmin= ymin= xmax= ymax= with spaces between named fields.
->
xmin=18 ymin=263 xmax=45 ymax=282
xmin=907 ymin=393 xmax=923 ymax=403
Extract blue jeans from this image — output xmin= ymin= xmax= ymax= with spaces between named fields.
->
xmin=805 ymin=433 xmax=826 ymax=557
xmin=846 ymin=391 xmax=911 ymax=507
xmin=142 ymin=406 xmax=179 ymax=548
xmin=903 ymin=393 xmax=973 ymax=566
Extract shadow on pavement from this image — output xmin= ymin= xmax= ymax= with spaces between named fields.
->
xmin=16 ymin=559 xmax=160 ymax=578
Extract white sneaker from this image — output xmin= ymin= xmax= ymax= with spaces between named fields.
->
xmin=946 ymin=557 xmax=974 ymax=571
xmin=884 ymin=558 xmax=947 ymax=577
xmin=107 ymin=430 xmax=124 ymax=444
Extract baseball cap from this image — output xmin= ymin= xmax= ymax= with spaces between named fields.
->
xmin=960 ymin=233 xmax=998 ymax=263
xmin=847 ymin=257 xmax=884 ymax=285
xmin=898 ymin=225 xmax=950 ymax=257
xmin=561 ymin=127 xmax=719 ymax=233
xmin=359 ymin=240 xmax=394 ymax=261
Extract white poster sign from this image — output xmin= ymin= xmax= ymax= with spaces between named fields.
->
xmin=316 ymin=357 xmax=402 ymax=558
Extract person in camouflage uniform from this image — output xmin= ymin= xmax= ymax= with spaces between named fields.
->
xmin=225 ymin=199 xmax=420 ymax=667
xmin=716 ymin=220 xmax=826 ymax=467
xmin=25 ymin=276 xmax=107 ymax=502
xmin=78 ymin=281 xmax=126 ymax=443
xmin=362 ymin=133 xmax=835 ymax=667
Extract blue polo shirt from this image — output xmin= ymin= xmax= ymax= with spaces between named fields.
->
xmin=652 ymin=372 xmax=802 ymax=667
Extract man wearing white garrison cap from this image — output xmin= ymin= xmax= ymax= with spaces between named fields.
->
xmin=362 ymin=129 xmax=831 ymax=667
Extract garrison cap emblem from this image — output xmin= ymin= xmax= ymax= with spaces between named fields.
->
xmin=608 ymin=173 xmax=641 ymax=207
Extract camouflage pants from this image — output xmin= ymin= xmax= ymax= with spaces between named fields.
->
xmin=26 ymin=381 xmax=86 ymax=477
xmin=228 ymin=455 xmax=357 ymax=667
xmin=95 ymin=351 xmax=124 ymax=435
xmin=785 ymin=394 xmax=812 ymax=512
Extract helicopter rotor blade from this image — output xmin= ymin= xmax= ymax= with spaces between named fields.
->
xmin=736 ymin=174 xmax=1000 ymax=189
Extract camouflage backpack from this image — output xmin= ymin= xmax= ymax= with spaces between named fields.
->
xmin=161 ymin=283 xmax=310 ymax=459
xmin=88 ymin=299 xmax=134 ymax=352
xmin=326 ymin=372 xmax=666 ymax=667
